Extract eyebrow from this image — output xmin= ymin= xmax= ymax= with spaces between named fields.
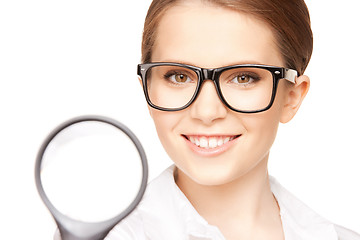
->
xmin=153 ymin=59 xmax=268 ymax=68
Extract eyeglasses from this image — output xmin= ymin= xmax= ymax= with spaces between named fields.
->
xmin=137 ymin=62 xmax=298 ymax=113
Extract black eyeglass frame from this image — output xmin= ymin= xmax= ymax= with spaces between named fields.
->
xmin=137 ymin=62 xmax=298 ymax=114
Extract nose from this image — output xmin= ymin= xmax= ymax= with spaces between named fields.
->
xmin=190 ymin=80 xmax=227 ymax=125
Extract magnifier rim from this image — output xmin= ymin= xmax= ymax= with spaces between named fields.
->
xmin=35 ymin=115 xmax=148 ymax=239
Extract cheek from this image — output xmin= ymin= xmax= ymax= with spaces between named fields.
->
xmin=240 ymin=91 xmax=285 ymax=158
xmin=149 ymin=109 xmax=182 ymax=155
xmin=244 ymin=112 xmax=279 ymax=147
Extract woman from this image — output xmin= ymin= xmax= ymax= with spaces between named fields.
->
xmin=106 ymin=0 xmax=360 ymax=239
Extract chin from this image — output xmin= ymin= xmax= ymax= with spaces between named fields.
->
xmin=179 ymin=162 xmax=249 ymax=186
xmin=177 ymin=151 xmax=269 ymax=187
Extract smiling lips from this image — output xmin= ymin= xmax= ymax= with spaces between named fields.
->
xmin=188 ymin=135 xmax=237 ymax=148
xmin=183 ymin=134 xmax=240 ymax=156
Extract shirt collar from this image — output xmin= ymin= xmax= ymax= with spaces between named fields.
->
xmin=140 ymin=165 xmax=338 ymax=240
xmin=270 ymin=176 xmax=338 ymax=240
xmin=164 ymin=166 xmax=225 ymax=240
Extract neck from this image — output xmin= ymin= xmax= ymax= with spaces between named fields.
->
xmin=175 ymin=155 xmax=282 ymax=239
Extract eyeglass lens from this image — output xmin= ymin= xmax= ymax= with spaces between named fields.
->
xmin=145 ymin=65 xmax=274 ymax=112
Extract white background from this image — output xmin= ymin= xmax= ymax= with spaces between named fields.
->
xmin=0 ymin=0 xmax=359 ymax=239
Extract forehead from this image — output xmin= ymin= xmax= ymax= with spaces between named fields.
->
xmin=152 ymin=1 xmax=283 ymax=68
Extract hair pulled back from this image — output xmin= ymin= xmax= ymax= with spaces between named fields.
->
xmin=142 ymin=0 xmax=313 ymax=75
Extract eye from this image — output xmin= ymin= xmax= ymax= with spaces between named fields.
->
xmin=230 ymin=73 xmax=260 ymax=85
xmin=171 ymin=73 xmax=191 ymax=83
xmin=164 ymin=71 xmax=194 ymax=84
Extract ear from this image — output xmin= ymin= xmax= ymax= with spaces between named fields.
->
xmin=280 ymin=75 xmax=310 ymax=123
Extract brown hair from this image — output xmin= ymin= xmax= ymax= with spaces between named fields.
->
xmin=141 ymin=0 xmax=313 ymax=75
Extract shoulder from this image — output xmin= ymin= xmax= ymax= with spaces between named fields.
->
xmin=105 ymin=210 xmax=147 ymax=240
xmin=269 ymin=176 xmax=360 ymax=240
xmin=334 ymin=225 xmax=360 ymax=240
xmin=106 ymin=165 xmax=185 ymax=240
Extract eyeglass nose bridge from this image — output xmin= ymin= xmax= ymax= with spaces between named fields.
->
xmin=197 ymin=68 xmax=222 ymax=98
xmin=200 ymin=68 xmax=216 ymax=81
xmin=195 ymin=68 xmax=228 ymax=108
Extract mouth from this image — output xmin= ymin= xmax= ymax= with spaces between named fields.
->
xmin=182 ymin=134 xmax=241 ymax=149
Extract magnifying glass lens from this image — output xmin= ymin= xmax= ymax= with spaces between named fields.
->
xmin=40 ymin=121 xmax=142 ymax=222
xmin=35 ymin=116 xmax=148 ymax=240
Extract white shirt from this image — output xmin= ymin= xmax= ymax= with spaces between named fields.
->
xmin=105 ymin=165 xmax=359 ymax=240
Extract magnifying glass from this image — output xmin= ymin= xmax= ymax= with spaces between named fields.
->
xmin=35 ymin=115 xmax=148 ymax=240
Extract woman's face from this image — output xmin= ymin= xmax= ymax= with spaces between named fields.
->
xmin=149 ymin=1 xmax=294 ymax=185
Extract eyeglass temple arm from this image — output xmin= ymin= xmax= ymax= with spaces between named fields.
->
xmin=284 ymin=68 xmax=298 ymax=84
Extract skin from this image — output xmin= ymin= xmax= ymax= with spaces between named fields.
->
xmin=146 ymin=1 xmax=310 ymax=239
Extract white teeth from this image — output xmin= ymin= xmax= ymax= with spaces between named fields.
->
xmin=217 ymin=138 xmax=224 ymax=146
xmin=209 ymin=137 xmax=217 ymax=148
xmin=199 ymin=137 xmax=208 ymax=148
xmin=195 ymin=138 xmax=200 ymax=146
xmin=188 ymin=135 xmax=237 ymax=149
